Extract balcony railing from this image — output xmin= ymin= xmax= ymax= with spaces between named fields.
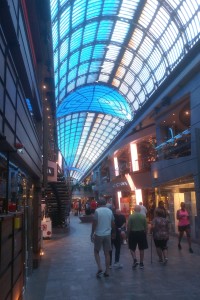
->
xmin=155 ymin=128 xmax=191 ymax=160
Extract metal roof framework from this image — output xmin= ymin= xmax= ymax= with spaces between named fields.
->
xmin=50 ymin=0 xmax=200 ymax=181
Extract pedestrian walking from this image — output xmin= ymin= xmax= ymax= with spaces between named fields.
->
xmin=91 ymin=198 xmax=115 ymax=278
xmin=109 ymin=209 xmax=126 ymax=269
xmin=127 ymin=205 xmax=148 ymax=269
xmin=139 ymin=201 xmax=147 ymax=217
xmin=154 ymin=200 xmax=169 ymax=219
xmin=177 ymin=202 xmax=193 ymax=253
xmin=150 ymin=208 xmax=169 ymax=264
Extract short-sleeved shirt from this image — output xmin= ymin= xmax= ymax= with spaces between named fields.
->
xmin=139 ymin=205 xmax=147 ymax=217
xmin=177 ymin=209 xmax=190 ymax=226
xmin=128 ymin=212 xmax=147 ymax=232
xmin=152 ymin=216 xmax=169 ymax=240
xmin=114 ymin=214 xmax=126 ymax=228
xmin=94 ymin=207 xmax=114 ymax=236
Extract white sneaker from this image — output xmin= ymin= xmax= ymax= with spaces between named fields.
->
xmin=113 ymin=262 xmax=123 ymax=269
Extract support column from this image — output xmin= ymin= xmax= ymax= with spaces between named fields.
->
xmin=32 ymin=183 xmax=42 ymax=268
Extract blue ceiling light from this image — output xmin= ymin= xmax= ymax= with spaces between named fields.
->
xmin=56 ymin=84 xmax=132 ymax=120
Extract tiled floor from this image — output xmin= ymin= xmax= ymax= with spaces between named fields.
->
xmin=23 ymin=214 xmax=200 ymax=300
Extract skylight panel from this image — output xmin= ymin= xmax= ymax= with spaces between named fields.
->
xmin=130 ymin=28 xmax=144 ymax=50
xmin=160 ymin=23 xmax=180 ymax=53
xmin=68 ymin=68 xmax=77 ymax=82
xmin=132 ymin=80 xmax=142 ymax=95
xmin=159 ymin=30 xmax=176 ymax=52
xmin=105 ymin=45 xmax=121 ymax=61
xmin=78 ymin=63 xmax=89 ymax=76
xmin=50 ymin=0 xmax=58 ymax=20
xmin=147 ymin=49 xmax=163 ymax=72
xmin=72 ymin=0 xmax=86 ymax=28
xmin=59 ymin=89 xmax=66 ymax=103
xmin=87 ymin=74 xmax=98 ymax=83
xmin=83 ymin=22 xmax=98 ymax=44
xmin=60 ymin=8 xmax=70 ymax=39
xmin=121 ymin=50 xmax=133 ymax=67
xmin=145 ymin=77 xmax=155 ymax=95
xmin=60 ymin=39 xmax=69 ymax=62
xmin=69 ymin=52 xmax=79 ymax=69
xmin=124 ymin=71 xmax=135 ymax=85
xmin=89 ymin=61 xmax=102 ymax=72
xmin=151 ymin=7 xmax=170 ymax=37
xmin=97 ymin=20 xmax=113 ymax=40
xmin=111 ymin=20 xmax=129 ymax=43
xmin=118 ymin=0 xmax=139 ymax=20
xmin=99 ymin=74 xmax=109 ymax=82
xmin=119 ymin=64 xmax=127 ymax=76
xmin=70 ymin=28 xmax=83 ymax=52
xmin=86 ymin=0 xmax=102 ymax=19
xmin=154 ymin=64 xmax=166 ymax=83
xmin=138 ymin=37 xmax=154 ymax=60
xmin=93 ymin=44 xmax=106 ymax=59
xmin=53 ymin=49 xmax=58 ymax=71
xmin=112 ymin=78 xmax=120 ymax=88
xmin=139 ymin=65 xmax=151 ymax=85
xmin=139 ymin=0 xmax=157 ymax=28
xmin=59 ymin=61 xmax=68 ymax=79
xmin=186 ymin=17 xmax=200 ymax=44
xmin=59 ymin=77 xmax=66 ymax=92
xmin=54 ymin=72 xmax=58 ymax=86
xmin=137 ymin=90 xmax=146 ymax=105
xmin=101 ymin=61 xmax=115 ymax=73
xmin=77 ymin=76 xmax=87 ymax=87
xmin=67 ymin=82 xmax=76 ymax=94
xmin=130 ymin=56 xmax=143 ymax=74
xmin=102 ymin=0 xmax=120 ymax=16
xmin=52 ymin=22 xmax=58 ymax=50
xmin=127 ymin=90 xmax=135 ymax=105
xmin=167 ymin=42 xmax=183 ymax=68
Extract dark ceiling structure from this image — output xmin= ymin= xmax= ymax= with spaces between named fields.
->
xmin=49 ymin=0 xmax=200 ymax=181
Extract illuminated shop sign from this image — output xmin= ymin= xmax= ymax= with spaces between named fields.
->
xmin=112 ymin=181 xmax=129 ymax=188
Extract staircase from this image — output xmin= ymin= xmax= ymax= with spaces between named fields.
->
xmin=46 ymin=174 xmax=71 ymax=227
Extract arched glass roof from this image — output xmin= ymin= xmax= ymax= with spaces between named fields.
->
xmin=50 ymin=0 xmax=200 ymax=181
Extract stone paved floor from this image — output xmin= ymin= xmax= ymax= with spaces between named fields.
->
xmin=23 ymin=214 xmax=200 ymax=300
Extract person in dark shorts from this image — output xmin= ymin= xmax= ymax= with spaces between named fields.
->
xmin=127 ymin=205 xmax=148 ymax=269
xmin=177 ymin=202 xmax=193 ymax=253
xmin=151 ymin=208 xmax=170 ymax=264
xmin=109 ymin=209 xmax=126 ymax=269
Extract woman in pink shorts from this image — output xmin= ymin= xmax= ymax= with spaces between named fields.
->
xmin=176 ymin=202 xmax=193 ymax=253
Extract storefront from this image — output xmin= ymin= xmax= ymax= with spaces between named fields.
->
xmin=111 ymin=173 xmax=154 ymax=219
xmin=155 ymin=176 xmax=196 ymax=238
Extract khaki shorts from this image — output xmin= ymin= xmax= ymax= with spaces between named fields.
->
xmin=94 ymin=234 xmax=112 ymax=252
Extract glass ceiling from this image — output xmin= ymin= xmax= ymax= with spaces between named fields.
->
xmin=50 ymin=0 xmax=200 ymax=181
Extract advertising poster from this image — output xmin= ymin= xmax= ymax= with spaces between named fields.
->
xmin=120 ymin=197 xmax=130 ymax=218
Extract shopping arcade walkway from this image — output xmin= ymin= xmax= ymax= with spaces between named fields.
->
xmin=24 ymin=214 xmax=200 ymax=300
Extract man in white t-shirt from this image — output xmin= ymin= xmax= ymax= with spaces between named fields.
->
xmin=139 ymin=202 xmax=147 ymax=217
xmin=91 ymin=199 xmax=115 ymax=278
